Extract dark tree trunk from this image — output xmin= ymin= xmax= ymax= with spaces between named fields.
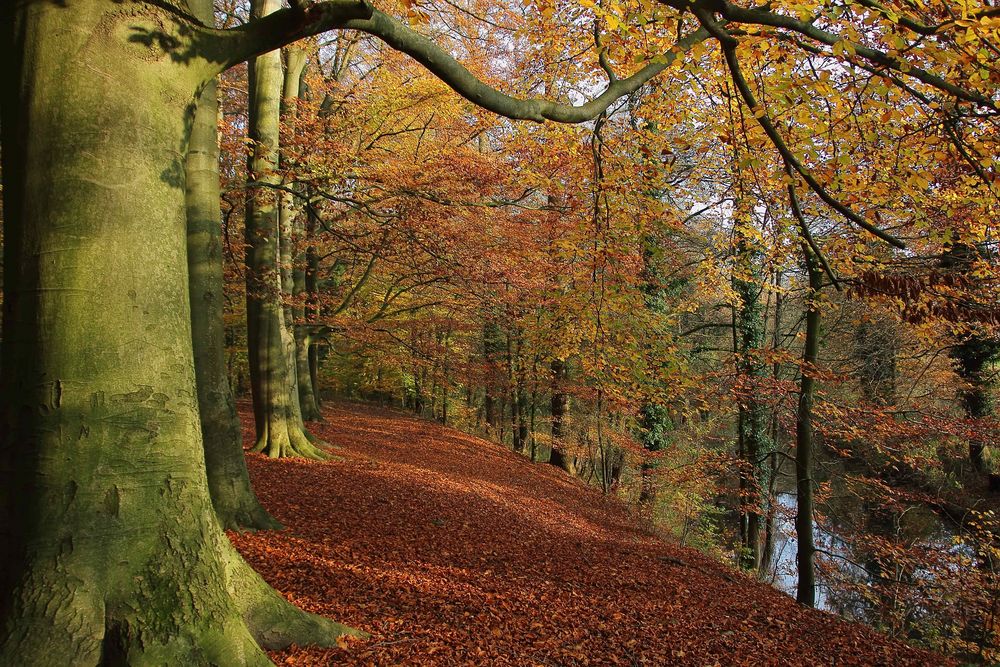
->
xmin=482 ymin=320 xmax=503 ymax=436
xmin=943 ymin=243 xmax=998 ymax=473
xmin=795 ymin=244 xmax=822 ymax=607
xmin=733 ymin=238 xmax=772 ymax=571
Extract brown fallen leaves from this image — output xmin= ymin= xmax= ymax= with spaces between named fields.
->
xmin=230 ymin=401 xmax=950 ymax=666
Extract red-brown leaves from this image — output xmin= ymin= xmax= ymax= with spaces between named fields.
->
xmin=231 ymin=402 xmax=949 ymax=666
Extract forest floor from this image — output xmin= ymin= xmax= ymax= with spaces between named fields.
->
xmin=231 ymin=401 xmax=950 ymax=666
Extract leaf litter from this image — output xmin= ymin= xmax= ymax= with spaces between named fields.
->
xmin=231 ymin=401 xmax=949 ymax=666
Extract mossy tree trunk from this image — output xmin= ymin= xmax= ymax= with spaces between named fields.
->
xmin=244 ymin=0 xmax=328 ymax=460
xmin=0 ymin=0 xmax=665 ymax=659
xmin=0 ymin=1 xmax=361 ymax=662
xmin=186 ymin=0 xmax=281 ymax=531
xmin=733 ymin=237 xmax=772 ymax=572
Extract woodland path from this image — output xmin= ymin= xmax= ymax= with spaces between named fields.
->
xmin=231 ymin=401 xmax=948 ymax=666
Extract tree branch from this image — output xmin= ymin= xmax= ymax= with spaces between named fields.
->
xmin=694 ymin=8 xmax=906 ymax=249
xmin=342 ymin=10 xmax=709 ymax=122
xmin=705 ymin=0 xmax=997 ymax=111
xmin=211 ymin=2 xmax=710 ymax=123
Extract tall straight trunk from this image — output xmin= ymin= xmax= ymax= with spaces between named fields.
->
xmin=733 ymin=238 xmax=772 ymax=572
xmin=529 ymin=358 xmax=539 ymax=461
xmin=278 ymin=47 xmax=323 ymax=423
xmin=512 ymin=335 xmax=529 ymax=454
xmin=795 ymin=244 xmax=822 ymax=607
xmin=762 ymin=270 xmax=783 ymax=574
xmin=186 ymin=0 xmax=280 ymax=531
xmin=305 ymin=212 xmax=324 ymax=409
xmin=482 ymin=320 xmax=503 ymax=435
xmin=290 ymin=207 xmax=323 ymax=425
xmin=245 ymin=0 xmax=326 ymax=459
xmin=549 ymin=358 xmax=576 ymax=474
xmin=0 ymin=2 xmax=357 ymax=661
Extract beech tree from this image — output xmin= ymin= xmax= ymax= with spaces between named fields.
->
xmin=187 ymin=0 xmax=281 ymax=529
xmin=244 ymin=0 xmax=328 ymax=459
xmin=1 ymin=0 xmax=996 ymax=663
xmin=0 ymin=0 xmax=696 ymax=662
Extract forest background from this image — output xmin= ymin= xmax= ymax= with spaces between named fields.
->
xmin=2 ymin=0 xmax=999 ymax=662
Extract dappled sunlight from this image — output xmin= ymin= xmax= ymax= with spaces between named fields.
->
xmin=230 ymin=401 xmax=948 ymax=666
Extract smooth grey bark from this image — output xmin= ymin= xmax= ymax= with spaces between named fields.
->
xmin=281 ymin=49 xmax=324 ymax=422
xmin=0 ymin=2 xmax=359 ymax=663
xmin=186 ymin=0 xmax=281 ymax=531
xmin=795 ymin=245 xmax=822 ymax=607
xmin=277 ymin=46 xmax=321 ymax=426
xmin=245 ymin=0 xmax=328 ymax=459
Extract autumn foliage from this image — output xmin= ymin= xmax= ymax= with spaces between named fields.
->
xmin=232 ymin=401 xmax=951 ymax=666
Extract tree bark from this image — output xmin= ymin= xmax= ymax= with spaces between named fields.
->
xmin=305 ymin=211 xmax=324 ymax=410
xmin=943 ymin=243 xmax=998 ymax=472
xmin=186 ymin=0 xmax=281 ymax=531
xmin=0 ymin=2 xmax=357 ymax=661
xmin=279 ymin=46 xmax=324 ymax=423
xmin=795 ymin=244 xmax=822 ymax=607
xmin=733 ymin=238 xmax=772 ymax=571
xmin=482 ymin=320 xmax=503 ymax=435
xmin=245 ymin=0 xmax=327 ymax=459
xmin=548 ymin=359 xmax=576 ymax=474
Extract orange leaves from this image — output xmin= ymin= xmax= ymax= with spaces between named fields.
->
xmin=230 ymin=401 xmax=948 ymax=666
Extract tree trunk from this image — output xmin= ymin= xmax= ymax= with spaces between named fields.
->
xmin=855 ymin=314 xmax=898 ymax=407
xmin=186 ymin=0 xmax=281 ymax=531
xmin=482 ymin=321 xmax=503 ymax=436
xmin=512 ymin=336 xmax=529 ymax=455
xmin=305 ymin=212 xmax=324 ymax=409
xmin=0 ymin=2 xmax=357 ymax=661
xmin=279 ymin=46 xmax=324 ymax=423
xmin=548 ymin=359 xmax=576 ymax=474
xmin=943 ymin=243 xmax=998 ymax=473
xmin=290 ymin=206 xmax=322 ymax=425
xmin=795 ymin=244 xmax=822 ymax=607
xmin=244 ymin=0 xmax=327 ymax=459
xmin=638 ymin=403 xmax=671 ymax=505
xmin=733 ymin=238 xmax=773 ymax=572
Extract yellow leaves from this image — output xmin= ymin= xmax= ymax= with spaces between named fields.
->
xmin=831 ymin=40 xmax=857 ymax=57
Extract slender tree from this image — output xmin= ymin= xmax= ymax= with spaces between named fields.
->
xmin=794 ymin=242 xmax=823 ymax=607
xmin=732 ymin=228 xmax=773 ymax=571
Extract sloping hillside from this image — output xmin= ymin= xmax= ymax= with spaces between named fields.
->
xmin=230 ymin=402 xmax=948 ymax=666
